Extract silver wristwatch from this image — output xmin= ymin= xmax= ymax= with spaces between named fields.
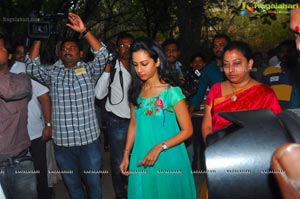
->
xmin=45 ymin=122 xmax=52 ymax=127
xmin=161 ymin=143 xmax=168 ymax=151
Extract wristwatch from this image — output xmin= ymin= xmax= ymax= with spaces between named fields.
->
xmin=79 ymin=28 xmax=90 ymax=39
xmin=161 ymin=143 xmax=168 ymax=151
xmin=45 ymin=122 xmax=52 ymax=127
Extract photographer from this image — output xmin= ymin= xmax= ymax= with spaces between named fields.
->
xmin=26 ymin=13 xmax=108 ymax=199
xmin=95 ymin=31 xmax=134 ymax=199
xmin=183 ymin=52 xmax=206 ymax=100
xmin=188 ymin=34 xmax=230 ymax=115
xmin=182 ymin=52 xmax=206 ymax=169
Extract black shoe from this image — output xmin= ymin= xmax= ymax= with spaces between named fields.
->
xmin=48 ymin=187 xmax=55 ymax=199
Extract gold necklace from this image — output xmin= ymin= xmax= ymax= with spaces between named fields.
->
xmin=229 ymin=79 xmax=252 ymax=102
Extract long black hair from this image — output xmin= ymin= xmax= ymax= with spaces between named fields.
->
xmin=128 ymin=37 xmax=180 ymax=106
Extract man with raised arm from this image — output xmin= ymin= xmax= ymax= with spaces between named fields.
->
xmin=26 ymin=13 xmax=108 ymax=199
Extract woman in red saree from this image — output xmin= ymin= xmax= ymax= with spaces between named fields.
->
xmin=202 ymin=41 xmax=282 ymax=140
xmin=200 ymin=40 xmax=282 ymax=199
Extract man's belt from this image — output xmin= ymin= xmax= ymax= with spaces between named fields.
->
xmin=0 ymin=149 xmax=33 ymax=168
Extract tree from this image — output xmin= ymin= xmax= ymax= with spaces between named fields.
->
xmin=0 ymin=0 xmax=296 ymax=65
xmin=202 ymin=0 xmax=294 ymax=52
xmin=173 ymin=0 xmax=204 ymax=66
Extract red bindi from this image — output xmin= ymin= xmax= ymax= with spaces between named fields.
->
xmin=295 ymin=26 xmax=300 ymax=32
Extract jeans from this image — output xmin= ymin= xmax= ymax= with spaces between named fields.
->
xmin=107 ymin=112 xmax=129 ymax=199
xmin=0 ymin=158 xmax=37 ymax=199
xmin=54 ymin=139 xmax=102 ymax=199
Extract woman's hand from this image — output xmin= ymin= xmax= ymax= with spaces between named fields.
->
xmin=66 ymin=13 xmax=86 ymax=33
xmin=120 ymin=154 xmax=130 ymax=176
xmin=138 ymin=144 xmax=163 ymax=168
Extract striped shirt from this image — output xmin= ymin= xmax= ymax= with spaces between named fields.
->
xmin=25 ymin=45 xmax=108 ymax=147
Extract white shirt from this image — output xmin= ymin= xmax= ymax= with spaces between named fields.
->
xmin=0 ymin=183 xmax=5 ymax=199
xmin=10 ymin=61 xmax=49 ymax=140
xmin=95 ymin=60 xmax=131 ymax=119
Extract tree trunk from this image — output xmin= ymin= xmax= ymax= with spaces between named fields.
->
xmin=175 ymin=0 xmax=204 ymax=68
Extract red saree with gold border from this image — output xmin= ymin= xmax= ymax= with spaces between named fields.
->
xmin=206 ymin=83 xmax=282 ymax=132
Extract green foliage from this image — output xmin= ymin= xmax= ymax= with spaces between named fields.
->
xmin=0 ymin=0 xmax=296 ymax=63
xmin=202 ymin=0 xmax=294 ymax=53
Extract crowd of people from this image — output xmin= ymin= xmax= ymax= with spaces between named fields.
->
xmin=1 ymin=6 xmax=300 ymax=199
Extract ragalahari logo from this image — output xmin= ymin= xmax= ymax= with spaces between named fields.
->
xmin=240 ymin=2 xmax=299 ymax=15
xmin=240 ymin=2 xmax=254 ymax=15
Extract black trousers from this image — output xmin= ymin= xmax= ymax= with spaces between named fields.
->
xmin=191 ymin=116 xmax=206 ymax=171
xmin=30 ymin=137 xmax=51 ymax=199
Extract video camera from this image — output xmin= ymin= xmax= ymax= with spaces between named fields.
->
xmin=182 ymin=68 xmax=201 ymax=95
xmin=28 ymin=11 xmax=67 ymax=39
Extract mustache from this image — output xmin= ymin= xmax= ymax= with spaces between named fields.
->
xmin=64 ymin=54 xmax=73 ymax=58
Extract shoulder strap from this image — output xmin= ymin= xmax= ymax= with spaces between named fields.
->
xmin=109 ymin=61 xmax=117 ymax=84
xmin=107 ymin=60 xmax=125 ymax=105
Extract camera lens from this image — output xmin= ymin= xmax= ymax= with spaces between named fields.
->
xmin=107 ymin=51 xmax=117 ymax=63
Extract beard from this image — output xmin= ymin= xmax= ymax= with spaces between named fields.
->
xmin=122 ymin=51 xmax=131 ymax=59
xmin=62 ymin=54 xmax=76 ymax=63
xmin=214 ymin=51 xmax=223 ymax=59
xmin=167 ymin=56 xmax=176 ymax=63
xmin=0 ymin=61 xmax=8 ymax=68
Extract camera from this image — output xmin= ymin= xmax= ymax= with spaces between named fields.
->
xmin=182 ymin=68 xmax=201 ymax=95
xmin=107 ymin=50 xmax=118 ymax=63
xmin=28 ymin=11 xmax=67 ymax=39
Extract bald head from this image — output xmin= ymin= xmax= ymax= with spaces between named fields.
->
xmin=290 ymin=7 xmax=300 ymax=50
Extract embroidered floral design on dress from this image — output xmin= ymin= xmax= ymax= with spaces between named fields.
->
xmin=137 ymin=86 xmax=173 ymax=126
xmin=147 ymin=109 xmax=153 ymax=116
xmin=145 ymin=97 xmax=166 ymax=115
xmin=143 ymin=96 xmax=172 ymax=126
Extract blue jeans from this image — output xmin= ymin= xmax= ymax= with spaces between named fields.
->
xmin=0 ymin=158 xmax=37 ymax=199
xmin=54 ymin=139 xmax=102 ymax=199
xmin=107 ymin=112 xmax=129 ymax=199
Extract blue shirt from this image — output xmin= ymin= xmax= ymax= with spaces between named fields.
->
xmin=262 ymin=65 xmax=300 ymax=109
xmin=25 ymin=45 xmax=108 ymax=147
xmin=189 ymin=61 xmax=223 ymax=108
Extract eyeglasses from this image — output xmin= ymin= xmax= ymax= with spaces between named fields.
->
xmin=15 ymin=50 xmax=25 ymax=55
xmin=165 ymin=49 xmax=178 ymax=54
xmin=213 ymin=43 xmax=226 ymax=49
xmin=61 ymin=46 xmax=78 ymax=52
xmin=119 ymin=44 xmax=131 ymax=49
